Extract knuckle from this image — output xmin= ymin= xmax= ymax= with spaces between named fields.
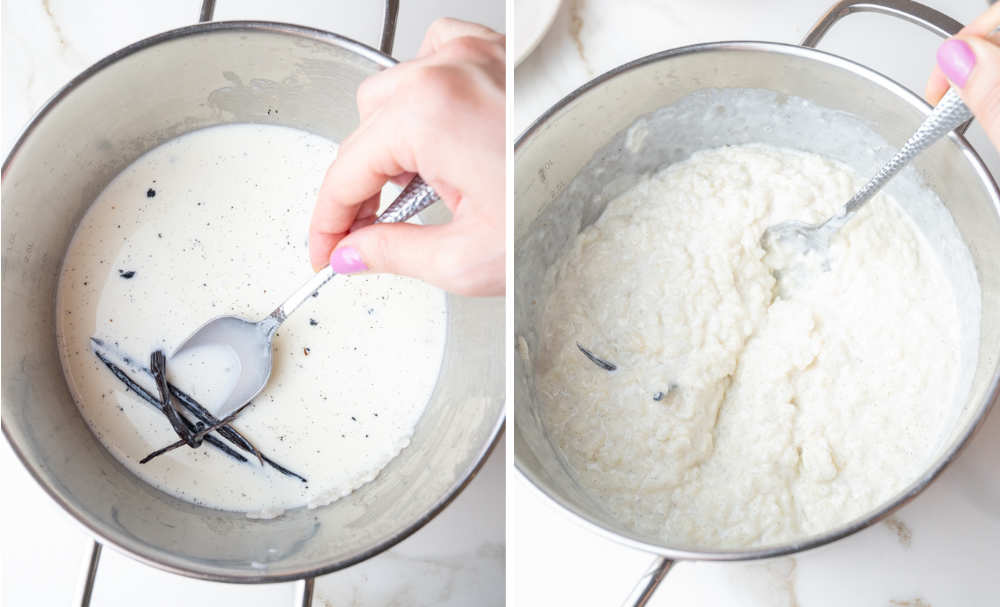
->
xmin=426 ymin=17 xmax=459 ymax=38
xmin=439 ymin=35 xmax=502 ymax=62
xmin=425 ymin=67 xmax=465 ymax=102
xmin=356 ymin=76 xmax=379 ymax=109
xmin=402 ymin=64 xmax=443 ymax=90
xmin=404 ymin=65 xmax=467 ymax=110
xmin=439 ymin=36 xmax=482 ymax=59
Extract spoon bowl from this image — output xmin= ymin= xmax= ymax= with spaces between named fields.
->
xmin=762 ymin=217 xmax=837 ymax=260
xmin=169 ymin=176 xmax=440 ymax=419
xmin=170 ymin=316 xmax=276 ymax=418
xmin=762 ymin=87 xmax=973 ymax=264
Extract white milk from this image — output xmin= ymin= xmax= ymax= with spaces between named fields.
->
xmin=56 ymin=123 xmax=447 ymax=516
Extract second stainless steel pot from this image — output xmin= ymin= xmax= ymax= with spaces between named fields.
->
xmin=515 ymin=1 xmax=1000 ymax=603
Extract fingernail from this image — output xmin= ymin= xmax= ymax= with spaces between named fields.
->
xmin=937 ymin=38 xmax=975 ymax=88
xmin=329 ymin=246 xmax=367 ymax=274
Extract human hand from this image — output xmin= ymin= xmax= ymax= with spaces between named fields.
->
xmin=926 ymin=3 xmax=1000 ymax=150
xmin=308 ymin=18 xmax=505 ymax=297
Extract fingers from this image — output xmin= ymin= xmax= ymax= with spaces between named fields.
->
xmin=390 ymin=172 xmax=416 ymax=187
xmin=307 ymin=109 xmax=416 ymax=270
xmin=937 ymin=34 xmax=1000 ymax=149
xmin=926 ymin=64 xmax=950 ymax=104
xmin=308 ymin=18 xmax=505 ymax=293
xmin=358 ymin=30 xmax=504 ymax=122
xmin=308 ymin=193 xmax=379 ymax=270
xmin=356 ymin=67 xmax=406 ymax=122
xmin=926 ymin=4 xmax=1000 ymax=103
xmin=328 ymin=221 xmax=504 ymax=296
xmin=348 ymin=196 xmax=380 ymax=233
xmin=417 ymin=18 xmax=503 ymax=58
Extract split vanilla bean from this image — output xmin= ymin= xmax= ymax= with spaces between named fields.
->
xmin=140 ymin=400 xmax=257 ymax=464
xmin=150 ymin=350 xmax=197 ymax=447
xmin=92 ymin=344 xmax=306 ymax=482
xmin=164 ymin=383 xmax=306 ymax=480
xmin=576 ymin=343 xmax=617 ymax=371
xmin=93 ymin=348 xmax=247 ymax=463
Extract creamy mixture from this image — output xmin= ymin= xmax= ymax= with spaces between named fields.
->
xmin=57 ymin=124 xmax=447 ymax=517
xmin=537 ymin=144 xmax=961 ymax=548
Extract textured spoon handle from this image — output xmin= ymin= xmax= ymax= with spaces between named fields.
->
xmin=842 ymin=88 xmax=972 ymax=217
xmin=376 ymin=176 xmax=440 ymax=223
xmin=266 ymin=177 xmax=441 ymax=327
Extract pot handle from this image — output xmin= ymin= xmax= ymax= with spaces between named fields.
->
xmin=380 ymin=0 xmax=400 ymax=55
xmin=802 ymin=0 xmax=967 ymax=133
xmin=198 ymin=0 xmax=215 ymax=23
xmin=802 ymin=0 xmax=962 ymax=48
xmin=197 ymin=0 xmax=400 ymax=55
xmin=75 ymin=540 xmax=102 ymax=607
xmin=72 ymin=538 xmax=316 ymax=607
xmin=293 ymin=577 xmax=315 ymax=606
xmin=620 ymin=556 xmax=675 ymax=607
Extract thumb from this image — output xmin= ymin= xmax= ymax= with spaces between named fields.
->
xmin=937 ymin=35 xmax=1000 ymax=147
xmin=328 ymin=221 xmax=451 ymax=283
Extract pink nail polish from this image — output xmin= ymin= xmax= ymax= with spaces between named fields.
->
xmin=937 ymin=38 xmax=975 ymax=88
xmin=329 ymin=246 xmax=367 ymax=274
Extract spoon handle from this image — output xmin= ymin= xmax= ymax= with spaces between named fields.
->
xmin=266 ymin=176 xmax=441 ymax=327
xmin=840 ymin=88 xmax=972 ymax=219
xmin=374 ymin=176 xmax=441 ymax=224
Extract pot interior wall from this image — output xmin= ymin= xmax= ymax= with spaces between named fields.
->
xmin=2 ymin=24 xmax=503 ymax=580
xmin=515 ymin=44 xmax=1000 ymax=554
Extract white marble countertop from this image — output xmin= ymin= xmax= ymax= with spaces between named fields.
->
xmin=513 ymin=0 xmax=1000 ymax=605
xmin=1 ymin=1 xmax=505 ymax=606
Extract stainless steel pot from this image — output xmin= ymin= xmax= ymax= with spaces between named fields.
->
xmin=1 ymin=1 xmax=504 ymax=603
xmin=514 ymin=1 xmax=1000 ymax=603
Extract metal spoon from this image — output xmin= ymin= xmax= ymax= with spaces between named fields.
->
xmin=170 ymin=176 xmax=440 ymax=419
xmin=762 ymin=87 xmax=972 ymax=259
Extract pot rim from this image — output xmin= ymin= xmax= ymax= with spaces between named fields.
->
xmin=514 ymin=39 xmax=1000 ymax=562
xmin=2 ymin=19 xmax=506 ymax=583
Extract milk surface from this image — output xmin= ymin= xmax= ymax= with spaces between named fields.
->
xmin=57 ymin=123 xmax=447 ymax=516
